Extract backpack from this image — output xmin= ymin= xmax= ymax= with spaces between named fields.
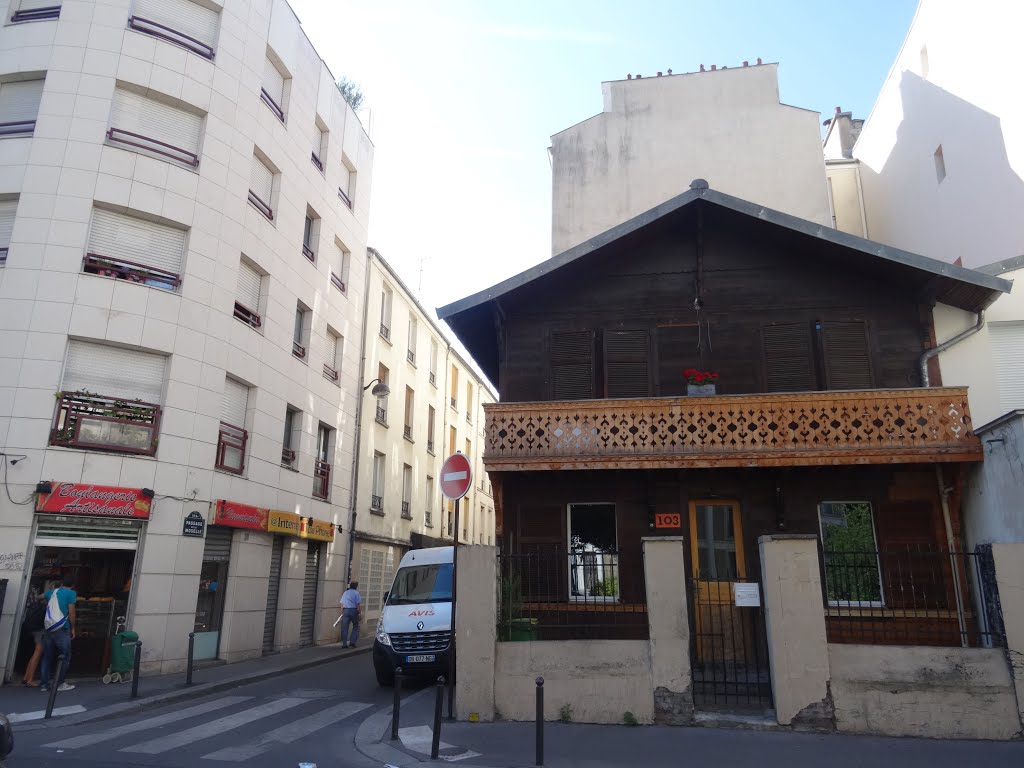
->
xmin=44 ymin=590 xmax=67 ymax=632
xmin=22 ymin=599 xmax=45 ymax=632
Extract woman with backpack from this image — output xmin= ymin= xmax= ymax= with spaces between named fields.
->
xmin=20 ymin=592 xmax=45 ymax=687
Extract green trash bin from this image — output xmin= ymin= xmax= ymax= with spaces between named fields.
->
xmin=508 ymin=618 xmax=539 ymax=641
xmin=103 ymin=630 xmax=139 ymax=684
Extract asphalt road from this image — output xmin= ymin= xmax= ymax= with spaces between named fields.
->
xmin=6 ymin=651 xmax=402 ymax=768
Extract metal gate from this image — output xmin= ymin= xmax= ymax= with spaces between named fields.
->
xmin=299 ymin=541 xmax=321 ymax=647
xmin=262 ymin=536 xmax=284 ymax=654
xmin=690 ymin=576 xmax=773 ymax=712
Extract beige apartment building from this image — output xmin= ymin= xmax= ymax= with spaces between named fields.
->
xmin=0 ymin=0 xmax=373 ymax=680
xmin=351 ymin=248 xmax=495 ymax=625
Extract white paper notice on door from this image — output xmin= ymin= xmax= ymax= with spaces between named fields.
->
xmin=733 ymin=583 xmax=761 ymax=607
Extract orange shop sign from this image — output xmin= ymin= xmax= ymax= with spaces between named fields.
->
xmin=36 ymin=483 xmax=151 ymax=520
xmin=213 ymin=500 xmax=269 ymax=531
xmin=300 ymin=517 xmax=335 ymax=542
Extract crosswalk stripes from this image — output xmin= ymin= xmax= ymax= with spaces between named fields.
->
xmin=121 ymin=697 xmax=308 ymax=755
xmin=44 ymin=697 xmax=252 ymax=750
xmin=201 ymin=700 xmax=373 ymax=762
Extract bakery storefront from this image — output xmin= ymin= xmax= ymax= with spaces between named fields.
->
xmin=12 ymin=482 xmax=150 ymax=678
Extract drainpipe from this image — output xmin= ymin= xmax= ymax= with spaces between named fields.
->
xmin=918 ymin=310 xmax=985 ymax=387
xmin=936 ymin=467 xmax=968 ymax=648
xmin=853 ymin=162 xmax=869 ymax=238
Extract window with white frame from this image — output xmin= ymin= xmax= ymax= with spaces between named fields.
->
xmin=818 ymin=501 xmax=882 ymax=607
xmin=401 ymin=464 xmax=412 ymax=518
xmin=407 ymin=317 xmax=417 ymax=365
xmin=425 ymin=475 xmax=434 ymax=527
xmin=85 ymin=208 xmax=186 ymax=291
xmin=51 ymin=340 xmax=167 ymax=455
xmin=338 ymin=157 xmax=355 ymax=209
xmin=261 ymin=54 xmax=287 ymax=122
xmin=0 ymin=198 xmax=17 ymax=266
xmin=314 ymin=423 xmax=332 ymax=499
xmin=426 ymin=405 xmax=435 ymax=453
xmin=0 ymin=78 xmax=44 ymax=137
xmin=11 ymin=0 xmax=62 ymax=23
xmin=234 ymin=257 xmax=263 ymax=329
xmin=311 ymin=121 xmax=326 ymax=171
xmin=248 ymin=152 xmax=275 ymax=220
xmin=403 ymin=387 xmax=414 ymax=440
xmin=281 ymin=405 xmax=300 ymax=468
xmin=429 ymin=338 xmax=438 ymax=386
xmin=302 ymin=209 xmax=319 ymax=263
xmin=331 ymin=240 xmax=350 ymax=293
xmin=324 ymin=328 xmax=342 ymax=383
xmin=371 ymin=452 xmax=385 ymax=513
xmin=292 ymin=302 xmax=310 ymax=361
xmin=217 ymin=377 xmax=249 ymax=474
xmin=108 ymin=86 xmax=202 ymax=168
xmin=128 ymin=0 xmax=219 ymax=59
xmin=990 ymin=322 xmax=1024 ymax=410
xmin=568 ymin=503 xmax=618 ymax=602
xmin=379 ymin=286 xmax=393 ymax=341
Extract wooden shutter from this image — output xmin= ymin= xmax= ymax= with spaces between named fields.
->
xmin=221 ymin=378 xmax=248 ymax=427
xmin=0 ymin=199 xmax=16 ymax=250
xmin=762 ymin=323 xmax=816 ymax=392
xmin=989 ymin=323 xmax=1024 ymax=410
xmin=88 ymin=208 xmax=185 ymax=274
xmin=0 ymin=79 xmax=44 ymax=123
xmin=63 ymin=340 xmax=166 ymax=403
xmin=820 ymin=320 xmax=873 ymax=390
xmin=235 ymin=260 xmax=261 ymax=310
xmin=550 ymin=330 xmax=593 ymax=400
xmin=134 ymin=0 xmax=219 ymax=48
xmin=263 ymin=58 xmax=284 ymax=105
xmin=249 ymin=155 xmax=273 ymax=204
xmin=110 ymin=88 xmax=201 ymax=155
xmin=604 ymin=329 xmax=650 ymax=398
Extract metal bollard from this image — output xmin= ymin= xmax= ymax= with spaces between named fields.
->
xmin=131 ymin=640 xmax=142 ymax=699
xmin=430 ymin=676 xmax=445 ymax=760
xmin=43 ymin=654 xmax=62 ymax=720
xmin=391 ymin=668 xmax=404 ymax=740
xmin=186 ymin=632 xmax=195 ymax=686
xmin=535 ymin=677 xmax=544 ymax=767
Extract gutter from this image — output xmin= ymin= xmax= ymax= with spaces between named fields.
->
xmin=919 ymin=311 xmax=985 ymax=387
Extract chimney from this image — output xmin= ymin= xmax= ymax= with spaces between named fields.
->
xmin=667 ymin=68 xmax=672 ymax=75
xmin=627 ymin=74 xmax=632 ymax=79
xmin=657 ymin=71 xmax=662 ymax=77
xmin=743 ymin=60 xmax=749 ymax=67
xmin=699 ymin=64 xmax=705 ymax=72
xmin=710 ymin=64 xmax=717 ymax=71
xmin=756 ymin=57 xmax=762 ymax=65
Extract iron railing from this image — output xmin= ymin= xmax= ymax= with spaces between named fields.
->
xmin=427 ymin=438 xmax=434 ymax=453
xmin=0 ymin=247 xmax=7 ymax=265
xmin=292 ymin=340 xmax=306 ymax=360
xmin=403 ymin=425 xmax=413 ymax=440
xmin=401 ymin=501 xmax=411 ymax=519
xmin=12 ymin=5 xmax=60 ymax=22
xmin=425 ymin=510 xmax=432 ymax=527
xmin=233 ymin=301 xmax=261 ymax=329
xmin=260 ymin=88 xmax=284 ymax=121
xmin=379 ymin=323 xmax=390 ymax=341
xmin=128 ymin=16 xmax=215 ymax=59
xmin=497 ymin=550 xmax=647 ymax=641
xmin=311 ymin=151 xmax=323 ymax=172
xmin=281 ymin=447 xmax=296 ymax=467
xmin=0 ymin=120 xmax=35 ymax=136
xmin=313 ymin=460 xmax=330 ymax=499
xmin=106 ymin=127 xmax=198 ymax=167
xmin=429 ymin=371 xmax=436 ymax=386
xmin=822 ymin=547 xmax=1005 ymax=647
xmin=330 ymin=272 xmax=345 ymax=292
xmin=450 ymin=397 xmax=457 ymax=410
xmin=301 ymin=243 xmax=315 ymax=262
xmin=247 ymin=190 xmax=273 ymax=220
xmin=375 ymin=405 xmax=387 ymax=425
xmin=323 ymin=363 xmax=339 ymax=382
xmin=215 ymin=421 xmax=247 ymax=474
xmin=50 ymin=392 xmax=161 ymax=456
xmin=370 ymin=494 xmax=383 ymax=513
xmin=84 ymin=253 xmax=181 ymax=291
xmin=407 ymin=349 xmax=415 ymax=364
xmin=338 ymin=187 xmax=353 ymax=209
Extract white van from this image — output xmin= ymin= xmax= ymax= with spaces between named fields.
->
xmin=373 ymin=546 xmax=453 ymax=686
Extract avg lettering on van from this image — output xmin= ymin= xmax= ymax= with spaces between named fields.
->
xmin=408 ymin=610 xmax=435 ymax=617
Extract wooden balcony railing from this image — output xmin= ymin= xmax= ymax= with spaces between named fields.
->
xmin=483 ymin=387 xmax=981 ymax=472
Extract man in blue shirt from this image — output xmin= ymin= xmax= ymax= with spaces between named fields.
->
xmin=40 ymin=574 xmax=77 ymax=693
xmin=339 ymin=581 xmax=362 ymax=648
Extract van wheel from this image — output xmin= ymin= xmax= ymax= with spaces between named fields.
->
xmin=375 ymin=664 xmax=394 ymax=687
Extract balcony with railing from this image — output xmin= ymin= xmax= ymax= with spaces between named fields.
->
xmin=281 ymin=447 xmax=296 ymax=469
xmin=215 ymin=421 xmax=247 ymax=474
xmin=330 ymin=272 xmax=345 ymax=293
xmin=83 ymin=253 xmax=180 ymax=291
xmin=50 ymin=392 xmax=161 ymax=456
xmin=301 ymin=243 xmax=315 ymax=263
xmin=375 ymin=405 xmax=387 ymax=425
xmin=379 ymin=324 xmax=390 ymax=342
xmin=425 ymin=510 xmax=433 ymax=527
xmin=12 ymin=5 xmax=61 ymax=22
xmin=323 ymin=363 xmax=339 ymax=383
xmin=128 ymin=16 xmax=215 ymax=59
xmin=292 ymin=340 xmax=306 ymax=360
xmin=247 ymin=190 xmax=273 ymax=220
xmin=403 ymin=425 xmax=413 ymax=441
xmin=371 ymin=494 xmax=383 ymax=514
xmin=482 ymin=387 xmax=981 ymax=472
xmin=233 ymin=301 xmax=261 ymax=329
xmin=429 ymin=371 xmax=436 ymax=387
xmin=401 ymin=501 xmax=412 ymax=519
xmin=106 ymin=127 xmax=199 ymax=168
xmin=313 ymin=460 xmax=330 ymax=500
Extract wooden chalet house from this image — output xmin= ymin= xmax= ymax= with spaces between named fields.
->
xmin=438 ymin=181 xmax=1011 ymax=699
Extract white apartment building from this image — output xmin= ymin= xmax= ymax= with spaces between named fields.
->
xmin=351 ymin=248 xmax=496 ymax=625
xmin=828 ymin=0 xmax=1024 ymax=544
xmin=550 ymin=62 xmax=831 ymax=255
xmin=0 ymin=0 xmax=373 ymax=681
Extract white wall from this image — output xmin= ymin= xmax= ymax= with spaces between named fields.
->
xmin=550 ymin=64 xmax=831 ymax=255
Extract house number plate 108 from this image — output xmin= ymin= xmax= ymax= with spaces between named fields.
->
xmin=654 ymin=513 xmax=681 ymax=529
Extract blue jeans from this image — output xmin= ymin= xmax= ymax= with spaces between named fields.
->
xmin=41 ymin=627 xmax=71 ymax=688
xmin=340 ymin=608 xmax=360 ymax=645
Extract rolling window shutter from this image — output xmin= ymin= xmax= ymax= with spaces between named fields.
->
xmin=312 ymin=124 xmax=324 ymax=157
xmin=604 ymin=329 xmax=650 ymax=398
xmin=221 ymin=378 xmax=248 ymax=427
xmin=263 ymin=58 xmax=284 ymax=105
xmin=339 ymin=163 xmax=351 ymax=195
xmin=235 ymin=260 xmax=261 ymax=311
xmin=249 ymin=155 xmax=273 ymax=204
xmin=63 ymin=340 xmax=167 ymax=403
xmin=0 ymin=79 xmax=44 ymax=123
xmin=762 ymin=323 xmax=816 ymax=392
xmin=550 ymin=330 xmax=593 ymax=400
xmin=820 ymin=320 xmax=873 ymax=390
xmin=0 ymin=200 xmax=16 ymax=249
xmin=133 ymin=0 xmax=219 ymax=48
xmin=110 ymin=88 xmax=202 ymax=156
xmin=990 ymin=323 xmax=1024 ymax=410
xmin=327 ymin=333 xmax=339 ymax=368
xmin=88 ymin=209 xmax=185 ymax=274
xmin=19 ymin=0 xmax=61 ymax=9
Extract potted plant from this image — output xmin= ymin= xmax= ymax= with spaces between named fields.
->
xmin=684 ymin=368 xmax=719 ymax=396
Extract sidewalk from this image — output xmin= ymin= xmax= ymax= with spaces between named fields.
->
xmin=357 ymin=689 xmax=1024 ymax=768
xmin=0 ymin=641 xmax=368 ymax=732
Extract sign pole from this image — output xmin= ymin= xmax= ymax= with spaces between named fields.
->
xmin=447 ymin=496 xmax=459 ymax=720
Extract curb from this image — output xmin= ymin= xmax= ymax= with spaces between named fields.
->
xmin=13 ymin=645 xmax=371 ymax=732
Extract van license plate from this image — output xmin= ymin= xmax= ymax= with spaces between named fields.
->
xmin=405 ymin=654 xmax=435 ymax=663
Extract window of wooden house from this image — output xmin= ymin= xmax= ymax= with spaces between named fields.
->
xmin=818 ymin=501 xmax=882 ymax=607
xmin=818 ymin=320 xmax=873 ymax=389
xmin=762 ymin=320 xmax=872 ymax=392
xmin=549 ymin=330 xmax=593 ymax=400
xmin=604 ymin=329 xmax=650 ymax=398
xmin=568 ymin=503 xmax=618 ymax=602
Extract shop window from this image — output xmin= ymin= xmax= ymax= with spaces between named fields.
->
xmin=193 ymin=527 xmax=232 ymax=660
xmin=358 ymin=545 xmax=395 ymax=620
xmin=568 ymin=503 xmax=618 ymax=601
xmin=818 ymin=501 xmax=882 ymax=607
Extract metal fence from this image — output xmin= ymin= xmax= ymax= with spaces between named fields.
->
xmin=822 ymin=547 xmax=1005 ymax=647
xmin=496 ymin=550 xmax=648 ymax=641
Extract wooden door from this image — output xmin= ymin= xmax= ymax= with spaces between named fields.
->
xmin=689 ymin=500 xmax=746 ymax=661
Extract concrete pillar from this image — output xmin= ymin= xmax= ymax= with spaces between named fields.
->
xmin=992 ymin=543 xmax=1024 ymax=730
xmin=642 ymin=537 xmax=692 ymax=724
xmin=455 ymin=544 xmax=497 ymax=720
xmin=759 ymin=534 xmax=833 ymax=727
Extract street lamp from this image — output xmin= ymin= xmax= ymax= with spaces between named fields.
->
xmin=363 ymin=378 xmax=390 ymax=398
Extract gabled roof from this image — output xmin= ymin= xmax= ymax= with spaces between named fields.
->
xmin=437 ymin=181 xmax=1012 ymax=382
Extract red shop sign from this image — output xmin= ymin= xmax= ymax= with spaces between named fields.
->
xmin=214 ymin=500 xmax=269 ymax=531
xmin=36 ymin=483 xmax=152 ymax=520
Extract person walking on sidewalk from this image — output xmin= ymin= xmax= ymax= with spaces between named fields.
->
xmin=339 ymin=581 xmax=362 ymax=648
xmin=40 ymin=574 xmax=77 ymax=693
xmin=20 ymin=591 xmax=45 ymax=687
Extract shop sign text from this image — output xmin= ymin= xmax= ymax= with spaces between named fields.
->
xmin=183 ymin=511 xmax=206 ymax=538
xmin=213 ymin=500 xmax=268 ymax=531
xmin=300 ymin=517 xmax=335 ymax=542
xmin=36 ymin=483 xmax=151 ymax=520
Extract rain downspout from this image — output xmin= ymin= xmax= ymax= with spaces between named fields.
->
xmin=918 ymin=310 xmax=985 ymax=387
xmin=936 ymin=467 xmax=968 ymax=648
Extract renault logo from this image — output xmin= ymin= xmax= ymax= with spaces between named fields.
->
xmin=416 ymin=621 xmax=425 ymax=631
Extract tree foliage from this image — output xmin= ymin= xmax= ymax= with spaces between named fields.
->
xmin=336 ymin=77 xmax=364 ymax=112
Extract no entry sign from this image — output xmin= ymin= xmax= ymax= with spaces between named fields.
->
xmin=440 ymin=452 xmax=472 ymax=500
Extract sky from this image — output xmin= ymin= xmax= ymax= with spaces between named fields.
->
xmin=287 ymin=0 xmax=919 ymax=332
